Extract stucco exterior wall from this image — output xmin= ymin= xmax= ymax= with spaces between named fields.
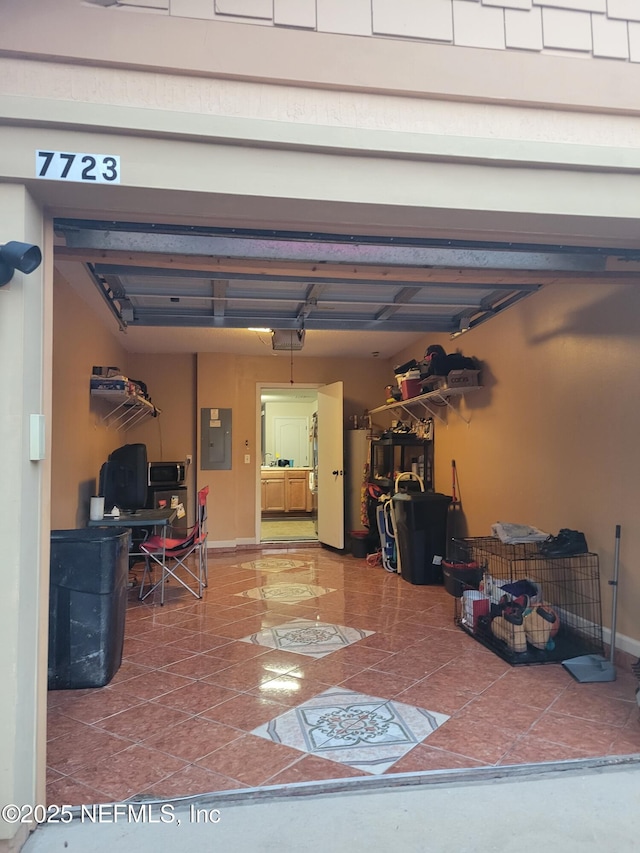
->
xmin=5 ymin=0 xmax=640 ymax=114
xmin=0 ymin=186 xmax=49 ymax=845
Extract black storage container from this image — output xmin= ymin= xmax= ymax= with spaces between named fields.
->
xmin=349 ymin=530 xmax=370 ymax=559
xmin=392 ymin=492 xmax=452 ymax=585
xmin=48 ymin=528 xmax=130 ymax=690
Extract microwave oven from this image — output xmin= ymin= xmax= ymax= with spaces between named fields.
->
xmin=148 ymin=461 xmax=187 ymax=487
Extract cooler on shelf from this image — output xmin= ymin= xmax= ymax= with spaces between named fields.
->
xmin=400 ymin=369 xmax=422 ymax=400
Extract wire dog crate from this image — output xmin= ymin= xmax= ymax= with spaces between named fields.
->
xmin=449 ymin=537 xmax=604 ymax=665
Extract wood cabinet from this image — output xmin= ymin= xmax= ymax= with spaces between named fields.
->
xmin=261 ymin=470 xmax=286 ymax=512
xmin=286 ymin=471 xmax=309 ymax=513
xmin=261 ymin=469 xmax=312 ymax=513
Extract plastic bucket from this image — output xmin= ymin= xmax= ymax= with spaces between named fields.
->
xmin=349 ymin=530 xmax=369 ymax=559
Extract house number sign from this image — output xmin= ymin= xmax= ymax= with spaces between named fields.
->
xmin=35 ymin=150 xmax=121 ymax=184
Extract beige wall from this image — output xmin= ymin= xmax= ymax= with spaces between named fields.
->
xmin=5 ymin=0 xmax=640 ymax=113
xmin=88 ymin=0 xmax=640 ymax=65
xmin=391 ymin=281 xmax=640 ymax=648
xmin=0 ymin=185 xmax=49 ymax=846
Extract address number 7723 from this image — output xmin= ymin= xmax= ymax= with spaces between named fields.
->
xmin=35 ymin=150 xmax=121 ymax=184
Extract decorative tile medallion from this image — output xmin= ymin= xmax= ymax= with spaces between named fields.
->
xmin=252 ymin=688 xmax=449 ymax=774
xmin=239 ymin=558 xmax=309 ymax=572
xmin=240 ymin=620 xmax=374 ymax=658
xmin=235 ymin=584 xmax=336 ymax=603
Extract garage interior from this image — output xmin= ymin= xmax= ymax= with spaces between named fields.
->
xmin=45 ymin=218 xmax=640 ymax=804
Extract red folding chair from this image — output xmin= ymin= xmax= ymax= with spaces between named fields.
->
xmin=139 ymin=485 xmax=209 ymax=605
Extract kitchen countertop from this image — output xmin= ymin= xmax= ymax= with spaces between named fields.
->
xmin=261 ymin=466 xmax=312 ymax=471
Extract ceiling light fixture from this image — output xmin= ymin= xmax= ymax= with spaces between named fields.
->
xmin=248 ymin=327 xmax=272 ymax=333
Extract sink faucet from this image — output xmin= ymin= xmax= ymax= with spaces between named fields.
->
xmin=263 ymin=452 xmax=274 ymax=466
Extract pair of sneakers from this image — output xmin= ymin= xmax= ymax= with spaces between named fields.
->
xmin=491 ymin=604 xmax=558 ymax=653
xmin=539 ymin=528 xmax=588 ymax=558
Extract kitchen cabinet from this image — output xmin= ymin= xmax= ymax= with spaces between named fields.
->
xmin=261 ymin=470 xmax=286 ymax=512
xmin=286 ymin=471 xmax=309 ymax=513
xmin=261 ymin=468 xmax=312 ymax=513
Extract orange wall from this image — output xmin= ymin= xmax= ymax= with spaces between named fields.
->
xmin=51 ymin=283 xmax=389 ymax=541
xmin=51 ymin=271 xmax=128 ymax=529
xmin=126 ymin=352 xmax=198 ymax=515
xmin=391 ymin=280 xmax=640 ymax=643
xmin=196 ymin=352 xmax=390 ymax=545
xmin=51 ymin=278 xmax=198 ymax=528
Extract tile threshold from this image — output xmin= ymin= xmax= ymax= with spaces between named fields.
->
xmin=73 ymin=752 xmax=640 ymax=813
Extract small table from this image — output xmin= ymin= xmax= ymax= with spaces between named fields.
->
xmin=88 ymin=508 xmax=177 ymax=598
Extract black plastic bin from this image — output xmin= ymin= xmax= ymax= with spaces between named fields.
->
xmin=392 ymin=492 xmax=452 ymax=585
xmin=48 ymin=527 xmax=130 ymax=690
xmin=349 ymin=530 xmax=370 ymax=559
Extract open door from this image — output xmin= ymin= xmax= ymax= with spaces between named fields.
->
xmin=317 ymin=381 xmax=344 ymax=549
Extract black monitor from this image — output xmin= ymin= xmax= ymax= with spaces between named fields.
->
xmin=99 ymin=443 xmax=148 ymax=511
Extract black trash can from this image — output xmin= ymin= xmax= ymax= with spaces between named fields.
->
xmin=349 ymin=530 xmax=369 ymax=559
xmin=391 ymin=492 xmax=452 ymax=585
xmin=48 ymin=527 xmax=130 ymax=690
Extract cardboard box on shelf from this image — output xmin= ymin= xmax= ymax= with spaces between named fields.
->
xmin=445 ymin=369 xmax=480 ymax=388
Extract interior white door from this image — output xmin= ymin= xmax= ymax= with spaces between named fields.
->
xmin=274 ymin=416 xmax=309 ymax=467
xmin=317 ymin=381 xmax=344 ymax=549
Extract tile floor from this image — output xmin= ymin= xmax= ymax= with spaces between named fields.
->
xmin=46 ymin=546 xmax=640 ymax=805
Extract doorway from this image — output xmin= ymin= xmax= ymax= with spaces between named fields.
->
xmin=259 ymin=386 xmax=319 ymax=543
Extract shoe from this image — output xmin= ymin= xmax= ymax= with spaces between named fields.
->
xmin=539 ymin=529 xmax=588 ymax=558
xmin=502 ymin=605 xmax=524 ymax=625
xmin=523 ymin=606 xmax=556 ymax=650
xmin=491 ymin=615 xmax=527 ymax=653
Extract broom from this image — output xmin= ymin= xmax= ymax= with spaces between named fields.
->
xmin=449 ymin=459 xmax=463 ymax=542
xmin=562 ymin=524 xmax=621 ymax=683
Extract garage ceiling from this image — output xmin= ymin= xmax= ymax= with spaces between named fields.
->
xmin=54 ymin=218 xmax=637 ymax=356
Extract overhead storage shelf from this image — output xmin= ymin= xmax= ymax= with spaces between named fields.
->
xmin=368 ymin=386 xmax=482 ymax=425
xmin=90 ymin=387 xmax=160 ymax=431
